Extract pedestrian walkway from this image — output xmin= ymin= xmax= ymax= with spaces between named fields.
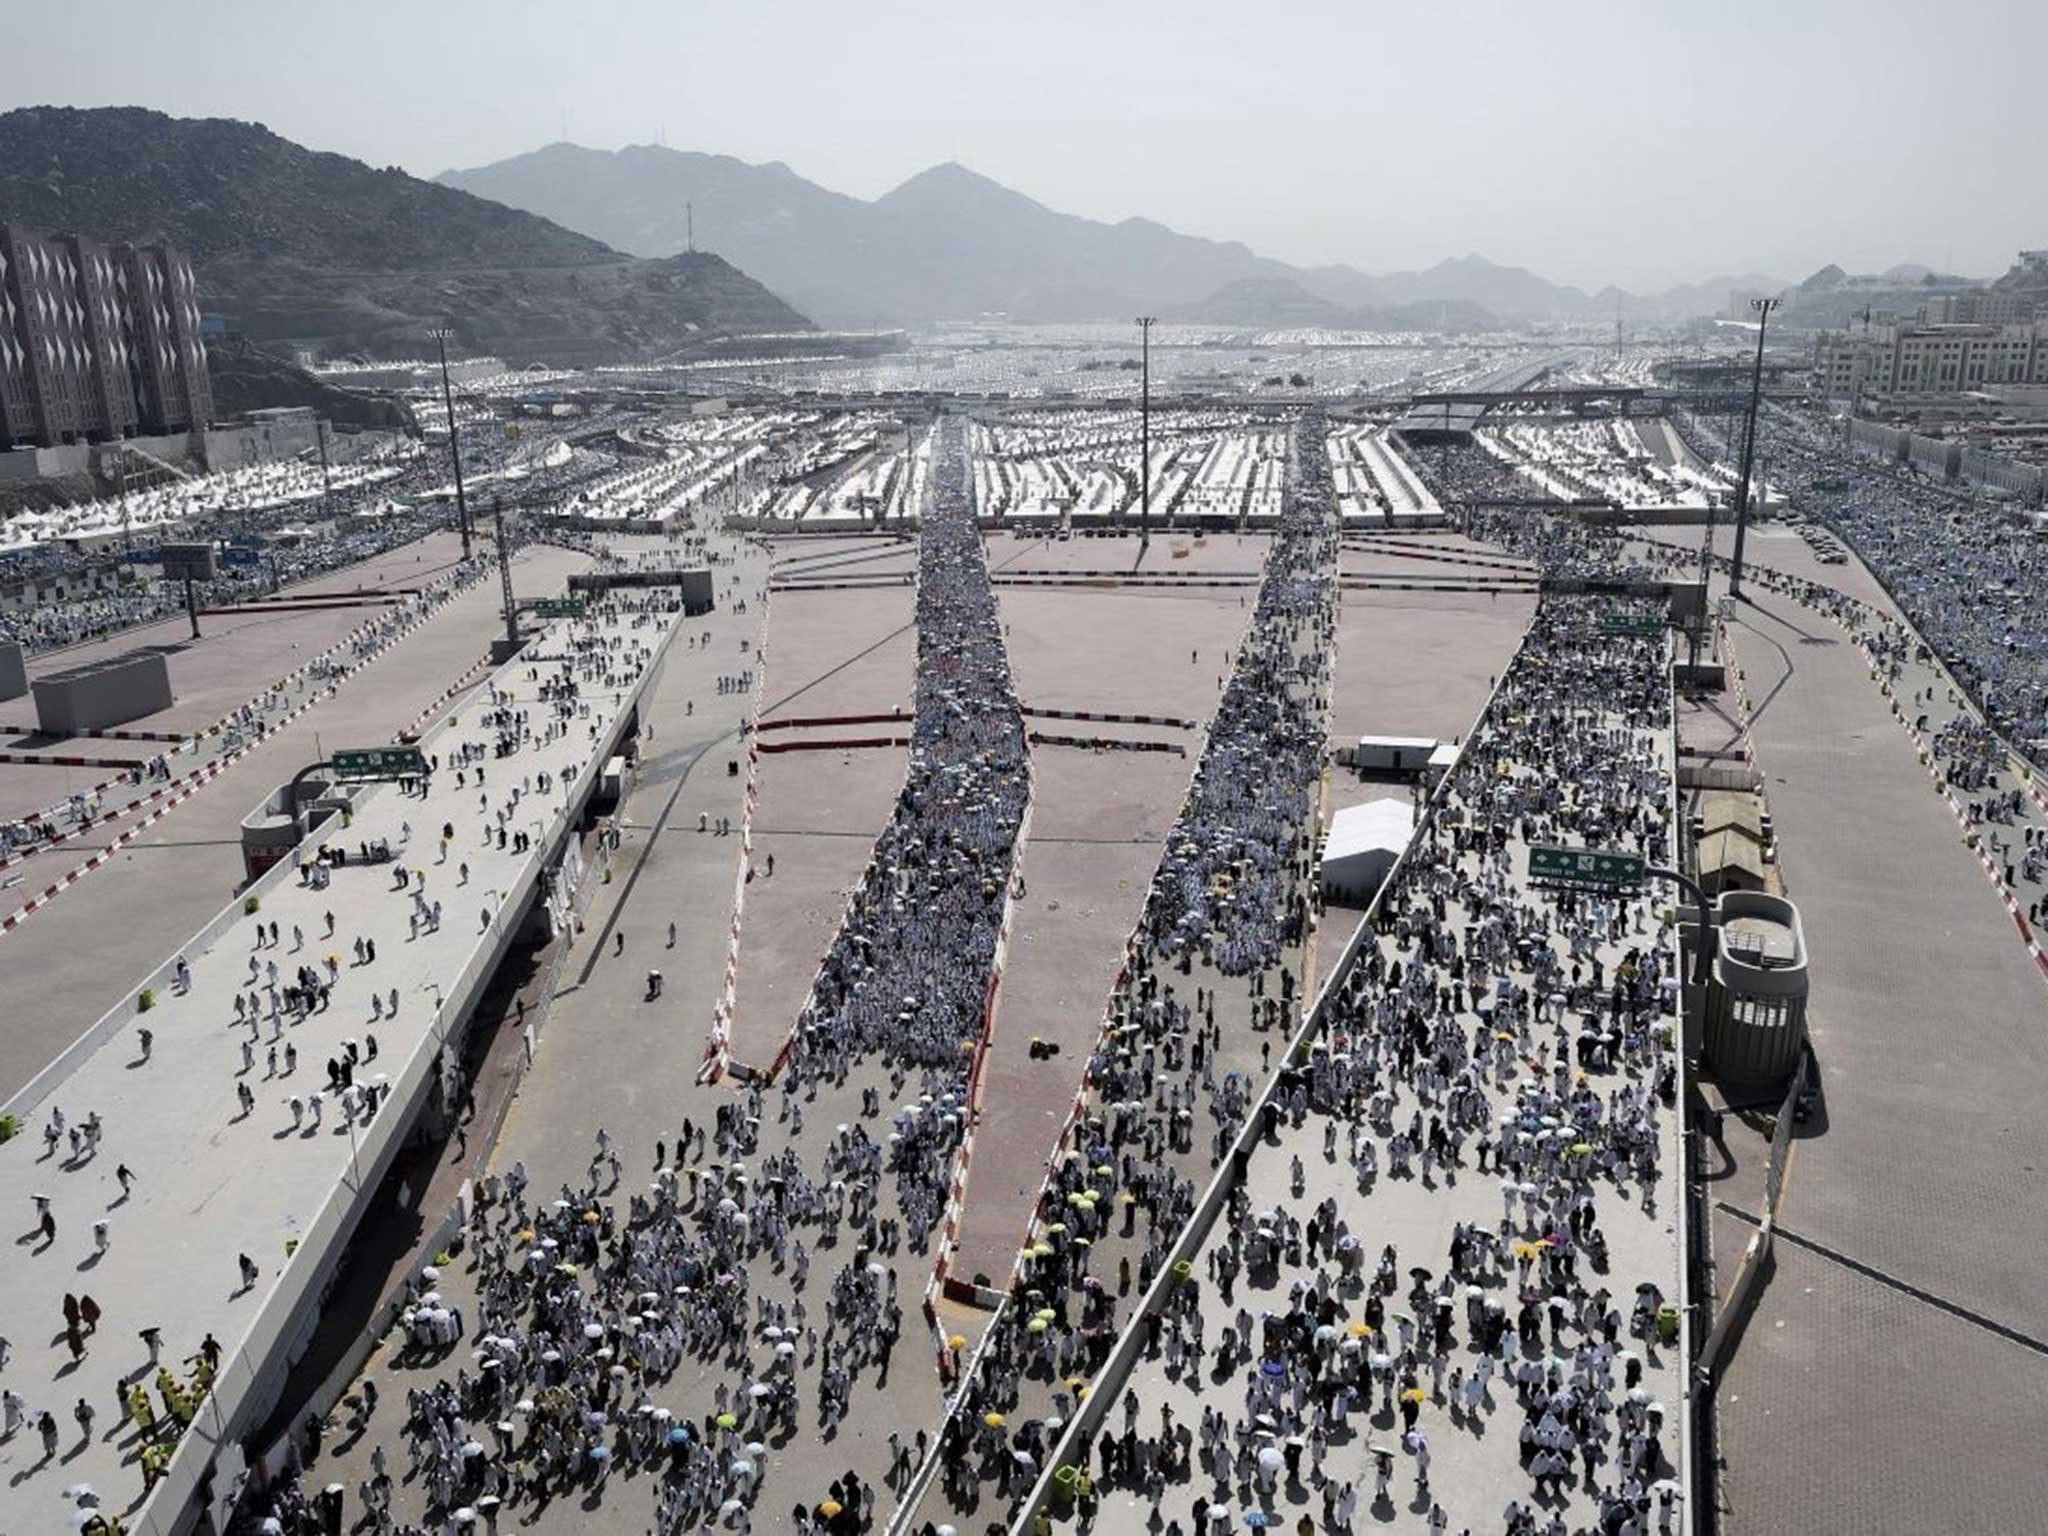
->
xmin=0 ymin=577 xmax=691 ymax=1530
xmin=1059 ymin=594 xmax=1687 ymax=1536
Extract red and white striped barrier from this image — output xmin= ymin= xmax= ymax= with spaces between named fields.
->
xmin=0 ymin=724 xmax=188 ymax=743
xmin=1019 ymin=707 xmax=1196 ymax=730
xmin=0 ymin=749 xmax=157 ymax=770
xmin=1026 ymin=731 xmax=1186 ymax=756
xmin=924 ymin=792 xmax=1032 ymax=1356
xmin=702 ymin=609 xmax=772 ymax=1086
xmin=0 ymin=558 xmax=500 ymax=934
xmin=1744 ymin=570 xmax=2048 ymax=999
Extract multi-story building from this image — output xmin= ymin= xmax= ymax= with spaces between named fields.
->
xmin=1815 ymin=318 xmax=2048 ymax=400
xmin=0 ymin=224 xmax=214 ymax=450
xmin=1920 ymin=290 xmax=2036 ymax=325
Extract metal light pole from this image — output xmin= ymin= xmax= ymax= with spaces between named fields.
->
xmin=316 ymin=417 xmax=333 ymax=524
xmin=429 ymin=328 xmax=472 ymax=560
xmin=1728 ymin=297 xmax=1779 ymax=599
xmin=492 ymin=497 xmax=518 ymax=646
xmin=1136 ymin=316 xmax=1156 ymax=545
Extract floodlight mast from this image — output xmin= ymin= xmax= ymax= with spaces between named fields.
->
xmin=1728 ymin=297 xmax=1780 ymax=601
xmin=429 ymin=327 xmax=473 ymax=561
xmin=1136 ymin=316 xmax=1156 ymax=546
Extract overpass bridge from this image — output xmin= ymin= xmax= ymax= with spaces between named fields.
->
xmin=0 ymin=576 xmax=695 ymax=1536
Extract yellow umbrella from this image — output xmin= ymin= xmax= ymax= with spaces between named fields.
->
xmin=1510 ymin=1241 xmax=1541 ymax=1261
xmin=1400 ymin=1387 xmax=1427 ymax=1404
xmin=985 ymin=1412 xmax=1007 ymax=1428
xmin=1346 ymin=1321 xmax=1371 ymax=1338
xmin=1027 ymin=1318 xmax=1049 ymax=1334
xmin=817 ymin=1500 xmax=843 ymax=1518
xmin=716 ymin=1413 xmax=738 ymax=1429
xmin=947 ymin=1334 xmax=967 ymax=1350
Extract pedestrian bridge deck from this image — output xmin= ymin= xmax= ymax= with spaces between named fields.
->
xmin=0 ymin=592 xmax=688 ymax=1533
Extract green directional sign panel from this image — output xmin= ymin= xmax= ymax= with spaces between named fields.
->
xmin=530 ymin=598 xmax=588 ymax=618
xmin=331 ymin=746 xmax=428 ymax=781
xmin=1600 ymin=615 xmax=1664 ymax=638
xmin=1528 ymin=844 xmax=1646 ymax=890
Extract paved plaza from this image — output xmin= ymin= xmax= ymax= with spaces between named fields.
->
xmin=0 ymin=570 xmax=690 ymax=1523
xmin=0 ymin=545 xmax=596 ymax=1101
xmin=1064 ymin=594 xmax=1686 ymax=1536
xmin=1682 ymin=532 xmax=2048 ymax=1534
xmin=13 ymin=381 xmax=2047 ymax=1536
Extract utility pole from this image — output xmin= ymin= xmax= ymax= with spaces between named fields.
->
xmin=1728 ymin=297 xmax=1780 ymax=600
xmin=429 ymin=327 xmax=472 ymax=560
xmin=492 ymin=497 xmax=518 ymax=645
xmin=1136 ymin=316 xmax=1156 ymax=545
xmin=316 ymin=417 xmax=333 ymax=524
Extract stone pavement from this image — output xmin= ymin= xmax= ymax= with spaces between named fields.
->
xmin=0 ymin=578 xmax=684 ymax=1527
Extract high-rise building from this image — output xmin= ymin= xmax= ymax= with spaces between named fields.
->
xmin=0 ymin=224 xmax=214 ymax=450
xmin=1814 ymin=318 xmax=2048 ymax=399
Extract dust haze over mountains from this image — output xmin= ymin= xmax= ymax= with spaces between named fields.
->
xmin=438 ymin=143 xmax=1794 ymax=330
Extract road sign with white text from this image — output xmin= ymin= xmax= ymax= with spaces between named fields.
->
xmin=332 ymin=746 xmax=427 ymax=781
xmin=1528 ymin=845 xmax=1646 ymax=890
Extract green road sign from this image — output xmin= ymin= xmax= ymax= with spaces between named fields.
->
xmin=1600 ymin=615 xmax=1664 ymax=638
xmin=331 ymin=746 xmax=428 ymax=781
xmin=1528 ymin=844 xmax=1647 ymax=890
xmin=530 ymin=598 xmax=587 ymax=619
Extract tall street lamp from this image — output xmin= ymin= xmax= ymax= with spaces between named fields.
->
xmin=1728 ymin=297 xmax=1780 ymax=600
xmin=428 ymin=327 xmax=473 ymax=561
xmin=1136 ymin=317 xmax=1156 ymax=546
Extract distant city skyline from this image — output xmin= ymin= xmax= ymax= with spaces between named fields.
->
xmin=2 ymin=0 xmax=2042 ymax=293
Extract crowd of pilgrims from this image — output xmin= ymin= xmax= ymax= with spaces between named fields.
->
xmin=1771 ymin=445 xmax=2046 ymax=768
xmin=0 ymin=408 xmax=632 ymax=656
xmin=1020 ymin=596 xmax=1686 ymax=1536
xmin=0 ymin=551 xmax=505 ymax=861
xmin=1138 ymin=416 xmax=1339 ymax=980
xmin=787 ymin=411 xmax=1029 ymax=1205
xmin=238 ymin=427 xmax=1031 ymax=1536
xmin=905 ymin=418 xmax=1344 ymax=1527
xmin=1625 ymin=506 xmax=2048 ymax=928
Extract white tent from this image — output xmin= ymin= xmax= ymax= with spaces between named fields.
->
xmin=1320 ymin=799 xmax=1414 ymax=907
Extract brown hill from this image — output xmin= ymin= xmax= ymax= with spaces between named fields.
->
xmin=0 ymin=106 xmax=812 ymax=364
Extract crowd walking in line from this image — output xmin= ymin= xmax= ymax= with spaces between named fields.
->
xmin=227 ymin=417 xmax=1034 ymax=1536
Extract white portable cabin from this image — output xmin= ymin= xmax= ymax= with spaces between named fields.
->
xmin=1352 ymin=734 xmax=1443 ymax=774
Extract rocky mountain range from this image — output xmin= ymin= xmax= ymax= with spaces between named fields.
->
xmin=439 ymin=141 xmax=1790 ymax=329
xmin=0 ymin=107 xmax=813 ymax=365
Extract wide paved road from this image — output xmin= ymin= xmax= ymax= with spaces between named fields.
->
xmin=0 ymin=579 xmax=682 ymax=1526
xmin=1714 ymin=552 xmax=2048 ymax=1535
xmin=0 ymin=545 xmax=590 ymax=1100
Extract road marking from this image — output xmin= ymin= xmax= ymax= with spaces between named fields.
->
xmin=1716 ymin=1200 xmax=2048 ymax=1359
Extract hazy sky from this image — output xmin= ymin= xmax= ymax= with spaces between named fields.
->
xmin=8 ymin=0 xmax=2044 ymax=291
